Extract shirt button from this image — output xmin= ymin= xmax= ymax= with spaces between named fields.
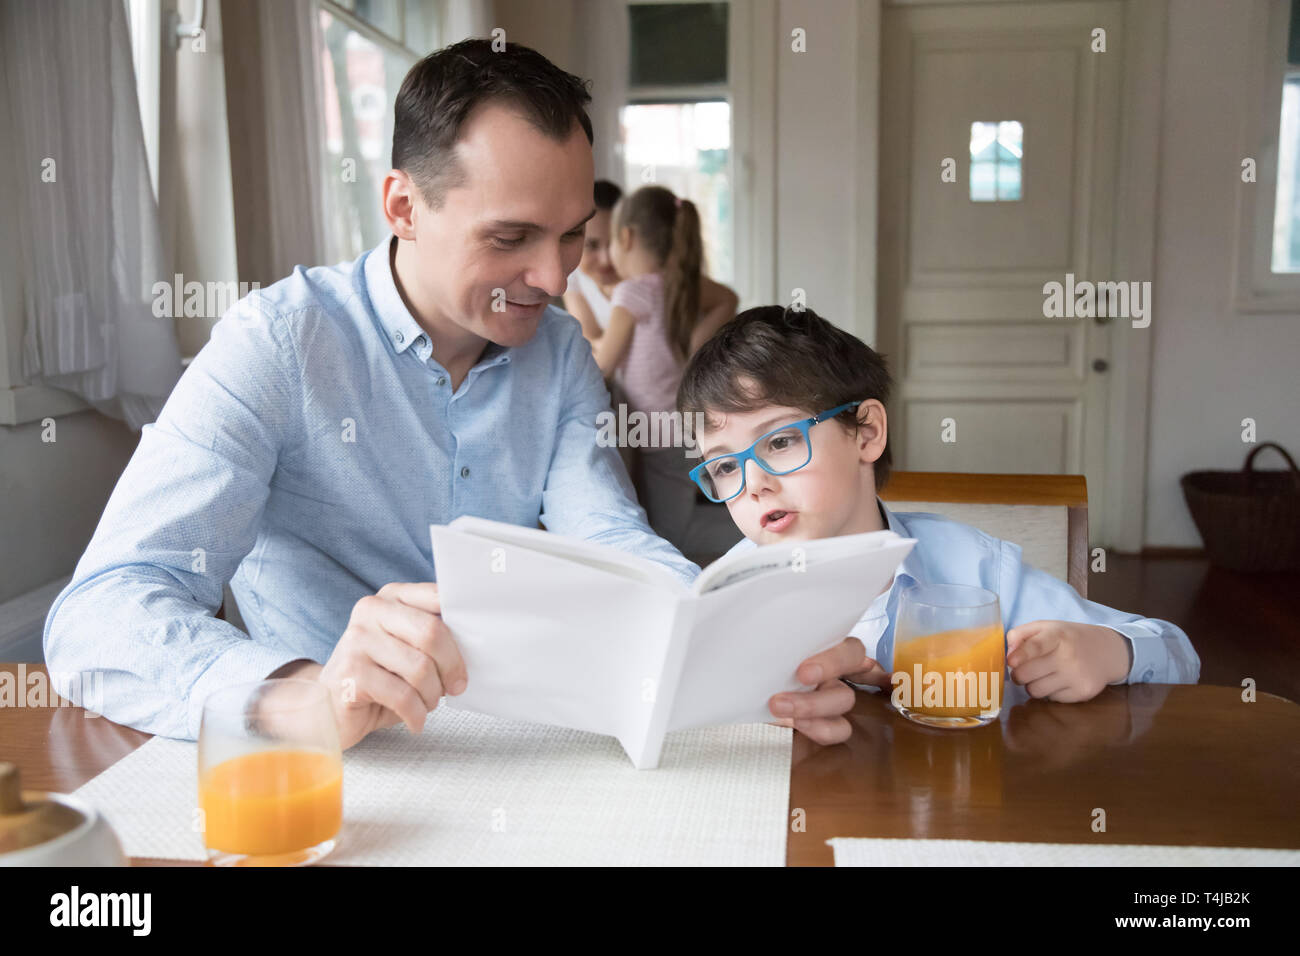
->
xmin=460 ymin=466 xmax=470 ymax=478
xmin=436 ymin=376 xmax=447 ymax=386
xmin=1142 ymin=668 xmax=1154 ymax=682
xmin=394 ymin=330 xmax=404 ymax=343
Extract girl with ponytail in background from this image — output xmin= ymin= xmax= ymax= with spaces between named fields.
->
xmin=589 ymin=185 xmax=741 ymax=561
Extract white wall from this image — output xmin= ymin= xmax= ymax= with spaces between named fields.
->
xmin=0 ymin=414 xmax=138 ymax=605
xmin=1143 ymin=0 xmax=1300 ymax=547
xmin=774 ymin=0 xmax=867 ymax=340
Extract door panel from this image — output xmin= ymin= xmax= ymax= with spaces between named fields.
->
xmin=879 ymin=0 xmax=1124 ymax=540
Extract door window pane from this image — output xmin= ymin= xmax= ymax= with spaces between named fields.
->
xmin=970 ymin=120 xmax=1023 ymax=202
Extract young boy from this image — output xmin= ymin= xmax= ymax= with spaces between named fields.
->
xmin=676 ymin=306 xmax=1200 ymax=744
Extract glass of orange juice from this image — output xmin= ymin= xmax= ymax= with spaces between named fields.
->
xmin=198 ymin=679 xmax=342 ymax=866
xmin=890 ymin=584 xmax=1005 ymax=729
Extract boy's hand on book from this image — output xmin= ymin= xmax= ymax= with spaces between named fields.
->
xmin=1006 ymin=620 xmax=1133 ymax=703
xmin=309 ymin=582 xmax=467 ymax=749
xmin=767 ymin=637 xmax=875 ymax=745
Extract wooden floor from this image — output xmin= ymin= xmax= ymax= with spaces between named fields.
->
xmin=1089 ymin=554 xmax=1300 ymax=705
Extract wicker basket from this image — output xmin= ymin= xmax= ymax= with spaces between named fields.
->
xmin=1180 ymin=442 xmax=1300 ymax=572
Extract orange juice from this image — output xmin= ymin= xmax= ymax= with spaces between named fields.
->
xmin=199 ymin=749 xmax=342 ymax=856
xmin=892 ymin=625 xmax=1005 ymax=718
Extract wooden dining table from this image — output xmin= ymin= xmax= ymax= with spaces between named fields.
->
xmin=4 ymin=662 xmax=1298 ymax=865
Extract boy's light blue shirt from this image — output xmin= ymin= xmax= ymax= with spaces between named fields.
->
xmin=722 ymin=498 xmax=1201 ymax=687
xmin=43 ymin=235 xmax=699 ymax=740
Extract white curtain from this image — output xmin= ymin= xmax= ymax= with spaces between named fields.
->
xmin=258 ymin=0 xmax=329 ymax=280
xmin=0 ymin=0 xmax=182 ymax=431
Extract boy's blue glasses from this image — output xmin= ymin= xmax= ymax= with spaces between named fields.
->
xmin=689 ymin=401 xmax=864 ymax=503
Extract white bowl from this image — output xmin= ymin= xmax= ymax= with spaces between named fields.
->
xmin=0 ymin=792 xmax=127 ymax=867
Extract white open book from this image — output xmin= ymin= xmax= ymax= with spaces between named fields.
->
xmin=429 ymin=517 xmax=916 ymax=769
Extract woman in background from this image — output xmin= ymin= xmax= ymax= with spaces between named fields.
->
xmin=562 ymin=179 xmax=622 ymax=343
xmin=589 ymin=185 xmax=740 ymax=560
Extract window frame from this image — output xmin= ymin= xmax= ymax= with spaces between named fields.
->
xmin=624 ymin=0 xmax=752 ymax=299
xmin=317 ymin=0 xmax=422 ymax=61
xmin=314 ymin=0 xmax=427 ymax=265
xmin=1232 ymin=0 xmax=1300 ymax=313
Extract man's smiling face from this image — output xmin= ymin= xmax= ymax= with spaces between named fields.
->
xmin=397 ymin=100 xmax=595 ymax=350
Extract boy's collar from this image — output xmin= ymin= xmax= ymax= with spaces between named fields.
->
xmin=876 ymin=496 xmax=927 ymax=591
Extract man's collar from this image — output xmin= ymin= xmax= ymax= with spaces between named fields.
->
xmin=365 ymin=235 xmax=428 ymax=358
xmin=364 ymin=234 xmax=511 ymax=369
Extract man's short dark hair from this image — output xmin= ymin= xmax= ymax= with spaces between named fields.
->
xmin=593 ymin=179 xmax=622 ymax=212
xmin=677 ymin=306 xmax=895 ymax=490
xmin=392 ymin=38 xmax=594 ymax=210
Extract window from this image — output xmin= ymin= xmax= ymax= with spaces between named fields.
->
xmin=969 ymin=120 xmax=1022 ymax=202
xmin=315 ymin=1 xmax=438 ymax=263
xmin=629 ymin=2 xmax=728 ymax=86
xmin=621 ymin=103 xmax=732 ymax=282
xmin=622 ymin=2 xmax=733 ymax=284
xmin=1271 ymin=3 xmax=1300 ymax=272
xmin=1232 ymin=0 xmax=1300 ymax=310
xmin=1274 ymin=74 xmax=1300 ymax=271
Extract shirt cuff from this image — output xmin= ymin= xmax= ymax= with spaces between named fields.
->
xmin=186 ymin=641 xmax=317 ymax=740
xmin=1099 ymin=623 xmax=1153 ymax=685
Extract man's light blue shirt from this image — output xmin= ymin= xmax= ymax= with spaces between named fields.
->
xmin=44 ymin=235 xmax=699 ymax=739
xmin=723 ymin=498 xmax=1201 ymax=687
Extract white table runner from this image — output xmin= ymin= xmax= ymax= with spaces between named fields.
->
xmin=829 ymin=837 xmax=1300 ymax=866
xmin=73 ymin=708 xmax=792 ymax=866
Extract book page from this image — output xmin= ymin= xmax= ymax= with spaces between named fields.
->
xmin=693 ymin=529 xmax=907 ymax=595
xmin=668 ymin=535 xmax=916 ymax=732
xmin=442 ymin=515 xmax=686 ymax=594
xmin=431 ymin=521 xmax=684 ymax=767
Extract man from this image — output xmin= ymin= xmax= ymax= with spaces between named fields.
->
xmin=45 ymin=39 xmax=870 ymax=750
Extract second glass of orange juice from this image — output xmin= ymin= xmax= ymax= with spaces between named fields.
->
xmin=890 ymin=584 xmax=1005 ymax=729
xmin=198 ymin=679 xmax=342 ymax=866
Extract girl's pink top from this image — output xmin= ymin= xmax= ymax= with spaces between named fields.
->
xmin=609 ymin=271 xmax=682 ymax=416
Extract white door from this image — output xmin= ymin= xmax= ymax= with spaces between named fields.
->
xmin=878 ymin=0 xmax=1125 ymax=541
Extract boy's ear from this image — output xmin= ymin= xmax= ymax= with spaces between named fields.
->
xmin=856 ymin=400 xmax=888 ymax=462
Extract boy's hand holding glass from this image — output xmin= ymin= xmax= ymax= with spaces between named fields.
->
xmin=1006 ymin=620 xmax=1133 ymax=702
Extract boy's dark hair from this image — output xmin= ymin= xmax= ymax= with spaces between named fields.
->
xmin=392 ymin=38 xmax=593 ymax=210
xmin=677 ymin=306 xmax=895 ymax=490
xmin=594 ymin=179 xmax=622 ymax=211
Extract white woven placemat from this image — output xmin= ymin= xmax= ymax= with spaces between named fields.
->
xmin=72 ymin=708 xmax=792 ymax=866
xmin=829 ymin=837 xmax=1300 ymax=866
